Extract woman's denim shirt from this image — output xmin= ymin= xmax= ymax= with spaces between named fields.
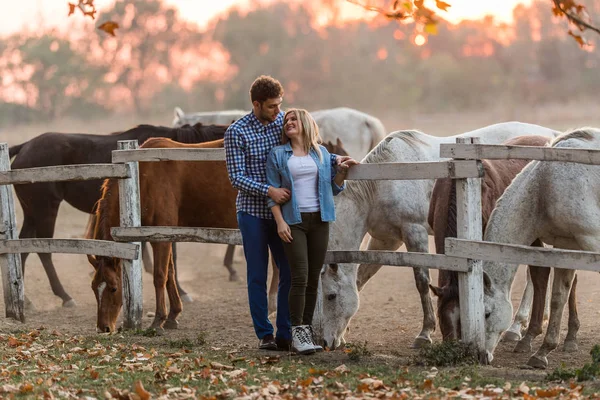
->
xmin=266 ymin=143 xmax=345 ymax=225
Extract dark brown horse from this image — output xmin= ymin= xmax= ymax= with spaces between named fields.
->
xmin=9 ymin=123 xmax=227 ymax=308
xmin=89 ymin=137 xmax=238 ymax=332
xmin=428 ymin=135 xmax=578 ymax=347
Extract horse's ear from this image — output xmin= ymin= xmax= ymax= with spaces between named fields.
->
xmin=174 ymin=107 xmax=184 ymax=119
xmin=87 ymin=254 xmax=99 ymax=270
xmin=429 ymin=284 xmax=443 ymax=297
xmin=483 ymin=272 xmax=492 ymax=294
xmin=336 ymin=137 xmax=343 ymax=147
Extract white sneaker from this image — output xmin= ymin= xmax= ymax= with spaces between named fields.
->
xmin=307 ymin=325 xmax=324 ymax=352
xmin=292 ymin=325 xmax=316 ymax=355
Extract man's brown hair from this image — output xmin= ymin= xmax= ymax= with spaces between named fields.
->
xmin=250 ymin=75 xmax=284 ymax=103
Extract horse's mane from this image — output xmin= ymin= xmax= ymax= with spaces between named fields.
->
xmin=175 ymin=123 xmax=228 ymax=143
xmin=93 ymin=179 xmax=115 ymax=243
xmin=551 ymin=127 xmax=597 ymax=147
xmin=344 ymin=130 xmax=428 ymax=205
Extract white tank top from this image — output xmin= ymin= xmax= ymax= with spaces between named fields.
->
xmin=287 ymin=155 xmax=320 ymax=212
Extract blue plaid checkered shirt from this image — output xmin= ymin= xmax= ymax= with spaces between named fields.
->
xmin=224 ymin=111 xmax=338 ymax=219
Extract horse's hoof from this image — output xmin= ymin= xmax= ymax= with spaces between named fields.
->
xmin=229 ymin=273 xmax=239 ymax=282
xmin=502 ymin=330 xmax=522 ymax=342
xmin=527 ymin=355 xmax=548 ymax=369
xmin=180 ymin=294 xmax=194 ymax=303
xmin=411 ymin=335 xmax=432 ymax=349
xmin=62 ymin=299 xmax=77 ymax=308
xmin=513 ymin=340 xmax=532 ymax=353
xmin=563 ymin=341 xmax=578 ymax=353
xmin=164 ymin=319 xmax=179 ymax=330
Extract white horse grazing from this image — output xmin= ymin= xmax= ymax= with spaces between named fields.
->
xmin=172 ymin=107 xmax=247 ymax=127
xmin=316 ymin=122 xmax=561 ymax=350
xmin=482 ymin=127 xmax=600 ymax=368
xmin=311 ymin=107 xmax=386 ymax=160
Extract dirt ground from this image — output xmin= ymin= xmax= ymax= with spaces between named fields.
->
xmin=2 ymin=105 xmax=600 ymax=378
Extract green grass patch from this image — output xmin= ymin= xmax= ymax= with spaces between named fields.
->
xmin=412 ymin=340 xmax=479 ymax=367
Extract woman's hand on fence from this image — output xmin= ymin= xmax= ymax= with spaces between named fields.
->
xmin=277 ymin=221 xmax=293 ymax=243
xmin=337 ymin=158 xmax=360 ymax=175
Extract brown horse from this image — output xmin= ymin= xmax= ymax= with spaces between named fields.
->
xmin=89 ymin=137 xmax=237 ymax=332
xmin=428 ymin=135 xmax=578 ymax=347
xmin=10 ymin=123 xmax=227 ymax=308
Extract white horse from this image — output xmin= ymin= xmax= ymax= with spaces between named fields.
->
xmin=311 ymin=107 xmax=387 ymax=160
xmin=316 ymin=122 xmax=561 ymax=350
xmin=172 ymin=107 xmax=247 ymax=127
xmin=482 ymin=127 xmax=600 ymax=368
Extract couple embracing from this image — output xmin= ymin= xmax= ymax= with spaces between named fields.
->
xmin=224 ymin=75 xmax=359 ymax=355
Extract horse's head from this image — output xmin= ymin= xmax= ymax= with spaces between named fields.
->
xmin=482 ymin=268 xmax=513 ymax=364
xmin=319 ymin=263 xmax=359 ymax=350
xmin=429 ymin=283 xmax=461 ymax=341
xmin=88 ymin=255 xmax=122 ymax=333
xmin=323 ymin=138 xmax=349 ymax=157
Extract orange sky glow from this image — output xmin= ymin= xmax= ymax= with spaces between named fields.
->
xmin=1 ymin=0 xmax=533 ymax=36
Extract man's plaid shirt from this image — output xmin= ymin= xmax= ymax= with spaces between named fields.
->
xmin=224 ymin=111 xmax=338 ymax=219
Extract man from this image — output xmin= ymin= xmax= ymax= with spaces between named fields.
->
xmin=225 ymin=75 xmax=350 ymax=351
xmin=224 ymin=75 xmax=292 ymax=350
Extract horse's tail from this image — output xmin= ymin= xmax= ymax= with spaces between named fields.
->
xmin=8 ymin=142 xmax=26 ymax=159
xmin=365 ymin=116 xmax=387 ymax=151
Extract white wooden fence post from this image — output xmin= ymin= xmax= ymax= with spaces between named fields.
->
xmin=0 ymin=143 xmax=25 ymax=321
xmin=117 ymin=140 xmax=143 ymax=330
xmin=455 ymin=137 xmax=485 ymax=358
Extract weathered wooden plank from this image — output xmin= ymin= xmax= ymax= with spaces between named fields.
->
xmin=440 ymin=143 xmax=600 ymax=165
xmin=117 ymin=141 xmax=143 ymax=330
xmin=323 ymin=250 xmax=471 ymax=272
xmin=346 ymin=160 xmax=483 ymax=180
xmin=111 ymin=227 xmax=243 ymax=246
xmin=455 ymin=137 xmax=486 ymax=356
xmin=0 ymin=143 xmax=25 ymax=321
xmin=0 ymin=164 xmax=130 ymax=185
xmin=0 ymin=239 xmax=139 ymax=259
xmin=112 ymin=148 xmax=226 ymax=163
xmin=445 ymin=238 xmax=600 ymax=273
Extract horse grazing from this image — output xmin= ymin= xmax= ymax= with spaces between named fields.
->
xmin=316 ymin=122 xmax=561 ymax=351
xmin=311 ymin=107 xmax=386 ymax=160
xmin=481 ymin=127 xmax=600 ymax=368
xmin=428 ymin=135 xmax=571 ymax=344
xmin=173 ymin=107 xmax=247 ymax=127
xmin=9 ymin=123 xmax=228 ymax=308
xmin=89 ymin=138 xmax=238 ymax=332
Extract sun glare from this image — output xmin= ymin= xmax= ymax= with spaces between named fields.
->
xmin=414 ymin=34 xmax=427 ymax=46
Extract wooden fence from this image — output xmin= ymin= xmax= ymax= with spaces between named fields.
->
xmin=4 ymin=137 xmax=600 ymax=362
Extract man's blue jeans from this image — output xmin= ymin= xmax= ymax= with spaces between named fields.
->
xmin=237 ymin=211 xmax=291 ymax=341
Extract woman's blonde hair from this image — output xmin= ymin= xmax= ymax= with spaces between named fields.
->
xmin=282 ymin=108 xmax=323 ymax=162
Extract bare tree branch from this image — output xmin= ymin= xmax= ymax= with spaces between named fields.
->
xmin=552 ymin=0 xmax=600 ymax=35
xmin=345 ymin=0 xmax=408 ymax=20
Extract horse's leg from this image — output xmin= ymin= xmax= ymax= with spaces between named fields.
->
xmin=267 ymin=251 xmax=279 ymax=319
xmin=164 ymin=249 xmax=182 ymax=330
xmin=503 ymin=266 xmax=534 ymax=342
xmin=223 ymin=245 xmax=239 ymax=282
xmin=172 ymin=243 xmax=193 ymax=303
xmin=562 ymin=273 xmax=580 ymax=352
xmin=150 ymin=242 xmax=171 ymax=330
xmin=527 ymin=267 xmax=576 ymax=369
xmin=514 ymin=264 xmax=550 ymax=353
xmin=142 ymin=242 xmax=153 ymax=274
xmin=33 ymin=206 xmax=76 ymax=307
xmin=402 ymin=223 xmax=435 ymax=348
xmin=18 ymin=216 xmax=37 ymax=310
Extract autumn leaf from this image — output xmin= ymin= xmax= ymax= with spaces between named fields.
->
xmin=98 ymin=21 xmax=119 ymax=37
xmin=134 ymin=380 xmax=151 ymax=400
xmin=568 ymin=30 xmax=586 ymax=46
xmin=424 ymin=22 xmax=438 ymax=35
xmin=435 ymin=0 xmax=451 ymax=11
xmin=68 ymin=3 xmax=77 ymax=16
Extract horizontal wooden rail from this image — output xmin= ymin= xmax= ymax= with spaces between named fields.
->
xmin=0 ymin=239 xmax=139 ymax=260
xmin=323 ymin=250 xmax=471 ymax=272
xmin=440 ymin=144 xmax=600 ymax=165
xmin=445 ymin=238 xmax=600 ymax=272
xmin=0 ymin=164 xmax=130 ymax=185
xmin=346 ymin=160 xmax=483 ymax=180
xmin=112 ymin=148 xmax=226 ymax=163
xmin=111 ymin=227 xmax=243 ymax=246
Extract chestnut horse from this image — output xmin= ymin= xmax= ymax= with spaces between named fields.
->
xmin=10 ymin=123 xmax=227 ymax=309
xmin=428 ymin=135 xmax=578 ymax=348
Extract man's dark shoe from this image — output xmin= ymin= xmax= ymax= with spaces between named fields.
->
xmin=259 ymin=334 xmax=277 ymax=350
xmin=275 ymin=336 xmax=292 ymax=351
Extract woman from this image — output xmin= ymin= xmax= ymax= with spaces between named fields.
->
xmin=266 ymin=108 xmax=359 ymax=355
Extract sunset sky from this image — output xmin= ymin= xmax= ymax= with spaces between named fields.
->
xmin=1 ymin=0 xmax=532 ymax=36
